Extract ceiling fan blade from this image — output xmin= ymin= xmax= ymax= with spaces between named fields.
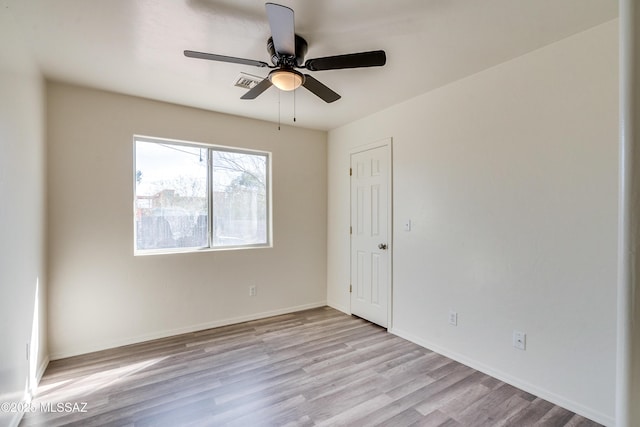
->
xmin=240 ymin=78 xmax=273 ymax=100
xmin=184 ymin=50 xmax=269 ymax=68
xmin=265 ymin=3 xmax=295 ymax=57
xmin=302 ymin=74 xmax=341 ymax=103
xmin=305 ymin=50 xmax=386 ymax=71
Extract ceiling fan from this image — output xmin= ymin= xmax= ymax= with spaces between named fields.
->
xmin=184 ymin=2 xmax=386 ymax=103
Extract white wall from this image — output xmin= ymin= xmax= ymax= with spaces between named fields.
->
xmin=47 ymin=82 xmax=327 ymax=359
xmin=328 ymin=20 xmax=618 ymax=425
xmin=0 ymin=9 xmax=48 ymax=427
xmin=619 ymin=1 xmax=640 ymax=425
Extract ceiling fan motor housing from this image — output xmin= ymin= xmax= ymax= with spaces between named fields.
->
xmin=267 ymin=34 xmax=308 ymax=67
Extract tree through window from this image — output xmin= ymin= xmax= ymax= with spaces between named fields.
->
xmin=134 ymin=136 xmax=270 ymax=253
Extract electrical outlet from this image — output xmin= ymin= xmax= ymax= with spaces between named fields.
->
xmin=448 ymin=311 xmax=458 ymax=326
xmin=513 ymin=331 xmax=526 ymax=350
xmin=249 ymin=285 xmax=257 ymax=297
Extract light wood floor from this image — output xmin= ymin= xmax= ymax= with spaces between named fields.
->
xmin=21 ymin=307 xmax=601 ymax=427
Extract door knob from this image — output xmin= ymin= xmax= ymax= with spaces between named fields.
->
xmin=378 ymin=243 xmax=388 ymax=250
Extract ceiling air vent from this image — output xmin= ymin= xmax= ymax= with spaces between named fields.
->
xmin=233 ymin=72 xmax=263 ymax=90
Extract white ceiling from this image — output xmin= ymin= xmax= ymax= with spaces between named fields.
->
xmin=4 ymin=0 xmax=617 ymax=131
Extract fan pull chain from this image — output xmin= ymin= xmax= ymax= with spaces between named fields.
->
xmin=278 ymin=90 xmax=281 ymax=131
xmin=293 ymin=87 xmax=297 ymax=123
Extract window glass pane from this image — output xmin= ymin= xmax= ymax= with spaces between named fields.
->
xmin=211 ymin=151 xmax=267 ymax=247
xmin=135 ymin=141 xmax=208 ymax=251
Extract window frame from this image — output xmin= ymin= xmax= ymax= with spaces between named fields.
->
xmin=133 ymin=135 xmax=272 ymax=255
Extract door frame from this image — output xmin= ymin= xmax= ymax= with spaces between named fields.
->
xmin=349 ymin=137 xmax=393 ymax=329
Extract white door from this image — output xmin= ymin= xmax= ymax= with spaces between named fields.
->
xmin=350 ymin=143 xmax=391 ymax=328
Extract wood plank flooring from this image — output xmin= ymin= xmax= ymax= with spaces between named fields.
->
xmin=20 ymin=307 xmax=602 ymax=426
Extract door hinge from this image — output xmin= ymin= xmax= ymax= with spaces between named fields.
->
xmin=349 ymin=284 xmax=352 ymax=293
xmin=350 ymin=226 xmax=352 ymax=235
xmin=349 ymin=167 xmax=352 ymax=176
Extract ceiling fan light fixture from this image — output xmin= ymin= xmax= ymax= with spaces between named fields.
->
xmin=269 ymin=69 xmax=303 ymax=91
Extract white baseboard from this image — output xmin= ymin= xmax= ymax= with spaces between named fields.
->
xmin=8 ymin=412 xmax=22 ymax=427
xmin=50 ymin=301 xmax=327 ymax=360
xmin=8 ymin=354 xmax=51 ymax=427
xmin=36 ymin=355 xmax=49 ymax=384
xmin=389 ymin=327 xmax=614 ymax=427
xmin=326 ymin=300 xmax=350 ymax=315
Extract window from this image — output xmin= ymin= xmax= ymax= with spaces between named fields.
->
xmin=134 ymin=136 xmax=270 ymax=254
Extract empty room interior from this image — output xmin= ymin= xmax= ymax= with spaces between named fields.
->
xmin=2 ymin=0 xmax=639 ymax=426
